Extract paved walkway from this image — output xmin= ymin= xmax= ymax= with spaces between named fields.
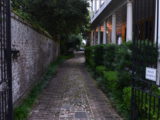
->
xmin=28 ymin=52 xmax=122 ymax=120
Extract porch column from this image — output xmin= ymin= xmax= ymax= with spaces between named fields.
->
xmin=94 ymin=30 xmax=97 ymax=45
xmin=93 ymin=31 xmax=95 ymax=45
xmin=126 ymin=0 xmax=133 ymax=42
xmin=103 ymin=21 xmax=107 ymax=44
xmin=112 ymin=13 xmax=116 ymax=44
xmin=91 ymin=31 xmax=94 ymax=45
xmin=94 ymin=0 xmax=97 ymax=13
xmin=98 ymin=26 xmax=101 ymax=44
xmin=91 ymin=0 xmax=93 ymax=17
xmin=156 ymin=0 xmax=160 ymax=86
xmin=99 ymin=0 xmax=101 ymax=9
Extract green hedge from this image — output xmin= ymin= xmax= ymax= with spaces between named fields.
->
xmin=85 ymin=42 xmax=133 ymax=119
xmin=104 ymin=44 xmax=117 ymax=70
xmin=85 ymin=46 xmax=95 ymax=68
xmin=94 ymin=45 xmax=105 ymax=66
xmin=85 ymin=42 xmax=160 ymax=119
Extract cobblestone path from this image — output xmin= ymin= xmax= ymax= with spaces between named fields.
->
xmin=28 ymin=52 xmax=122 ymax=120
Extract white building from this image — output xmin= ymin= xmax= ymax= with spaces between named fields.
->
xmin=89 ymin=1 xmax=160 ymax=119
xmin=89 ymin=0 xmax=160 ymax=46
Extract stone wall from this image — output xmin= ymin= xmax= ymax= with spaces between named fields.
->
xmin=11 ymin=13 xmax=59 ymax=104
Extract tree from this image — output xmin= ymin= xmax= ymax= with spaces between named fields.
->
xmin=12 ymin=0 xmax=89 ymax=38
xmin=12 ymin=0 xmax=90 ymax=54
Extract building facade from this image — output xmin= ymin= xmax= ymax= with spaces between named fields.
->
xmin=89 ymin=0 xmax=159 ymax=46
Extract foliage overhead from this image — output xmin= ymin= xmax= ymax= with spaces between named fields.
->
xmin=12 ymin=0 xmax=90 ymax=39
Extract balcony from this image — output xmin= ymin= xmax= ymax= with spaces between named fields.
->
xmin=91 ymin=0 xmax=112 ymax=23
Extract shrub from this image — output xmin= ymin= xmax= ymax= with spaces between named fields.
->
xmin=123 ymin=87 xmax=132 ymax=111
xmin=117 ymin=71 xmax=131 ymax=96
xmin=85 ymin=42 xmax=133 ymax=119
xmin=113 ymin=42 xmax=132 ymax=98
xmin=95 ymin=65 xmax=106 ymax=76
xmin=132 ymin=88 xmax=160 ymax=120
xmin=103 ymin=44 xmax=117 ymax=70
xmin=85 ymin=44 xmax=117 ymax=70
xmin=103 ymin=71 xmax=118 ymax=94
xmin=85 ymin=47 xmax=91 ymax=64
xmin=121 ymin=87 xmax=132 ymax=119
xmin=114 ymin=43 xmax=132 ymax=71
xmin=94 ymin=45 xmax=105 ymax=66
xmin=85 ymin=41 xmax=160 ymax=119
xmin=85 ymin=46 xmax=95 ymax=69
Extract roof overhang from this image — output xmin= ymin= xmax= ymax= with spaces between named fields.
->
xmin=91 ymin=0 xmax=112 ymax=23
xmin=91 ymin=0 xmax=127 ymax=28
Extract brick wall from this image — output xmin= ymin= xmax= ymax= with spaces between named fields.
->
xmin=11 ymin=13 xmax=59 ymax=104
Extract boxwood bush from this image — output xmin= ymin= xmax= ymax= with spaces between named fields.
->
xmin=85 ymin=42 xmax=133 ymax=118
xmin=103 ymin=71 xmax=118 ymax=94
xmin=95 ymin=65 xmax=106 ymax=76
xmin=94 ymin=45 xmax=105 ymax=66
xmin=85 ymin=46 xmax=95 ymax=69
xmin=103 ymin=44 xmax=117 ymax=70
xmin=85 ymin=41 xmax=160 ymax=119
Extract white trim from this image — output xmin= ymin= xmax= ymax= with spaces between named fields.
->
xmin=99 ymin=0 xmax=101 ymax=8
xmin=91 ymin=31 xmax=94 ymax=46
xmin=94 ymin=30 xmax=97 ymax=45
xmin=91 ymin=0 xmax=112 ymax=23
xmin=126 ymin=1 xmax=133 ymax=42
xmin=155 ymin=0 xmax=158 ymax=44
xmin=156 ymin=0 xmax=160 ymax=86
xmin=98 ymin=26 xmax=101 ymax=44
xmin=94 ymin=0 xmax=97 ymax=14
xmin=111 ymin=13 xmax=116 ymax=44
xmin=103 ymin=21 xmax=107 ymax=44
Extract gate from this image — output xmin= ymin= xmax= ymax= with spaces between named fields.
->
xmin=132 ymin=0 xmax=160 ymax=119
xmin=0 ymin=0 xmax=12 ymax=120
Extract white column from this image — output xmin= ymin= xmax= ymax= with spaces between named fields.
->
xmin=94 ymin=0 xmax=97 ymax=13
xmin=156 ymin=0 xmax=160 ymax=86
xmin=93 ymin=31 xmax=95 ymax=45
xmin=126 ymin=0 xmax=133 ymax=42
xmin=154 ymin=0 xmax=158 ymax=44
xmin=99 ymin=0 xmax=101 ymax=9
xmin=112 ymin=13 xmax=116 ymax=44
xmin=91 ymin=0 xmax=93 ymax=17
xmin=98 ymin=26 xmax=101 ymax=44
xmin=94 ymin=31 xmax=96 ymax=45
xmin=103 ymin=21 xmax=107 ymax=44
xmin=158 ymin=0 xmax=160 ymax=45
xmin=90 ymin=31 xmax=93 ymax=46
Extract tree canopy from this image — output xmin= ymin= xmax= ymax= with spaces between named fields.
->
xmin=12 ymin=0 xmax=90 ymax=39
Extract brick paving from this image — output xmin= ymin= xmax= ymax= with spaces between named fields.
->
xmin=28 ymin=52 xmax=122 ymax=120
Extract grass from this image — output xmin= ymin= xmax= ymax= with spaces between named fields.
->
xmin=13 ymin=55 xmax=71 ymax=120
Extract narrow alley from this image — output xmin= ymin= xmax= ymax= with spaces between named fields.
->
xmin=28 ymin=52 xmax=122 ymax=120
